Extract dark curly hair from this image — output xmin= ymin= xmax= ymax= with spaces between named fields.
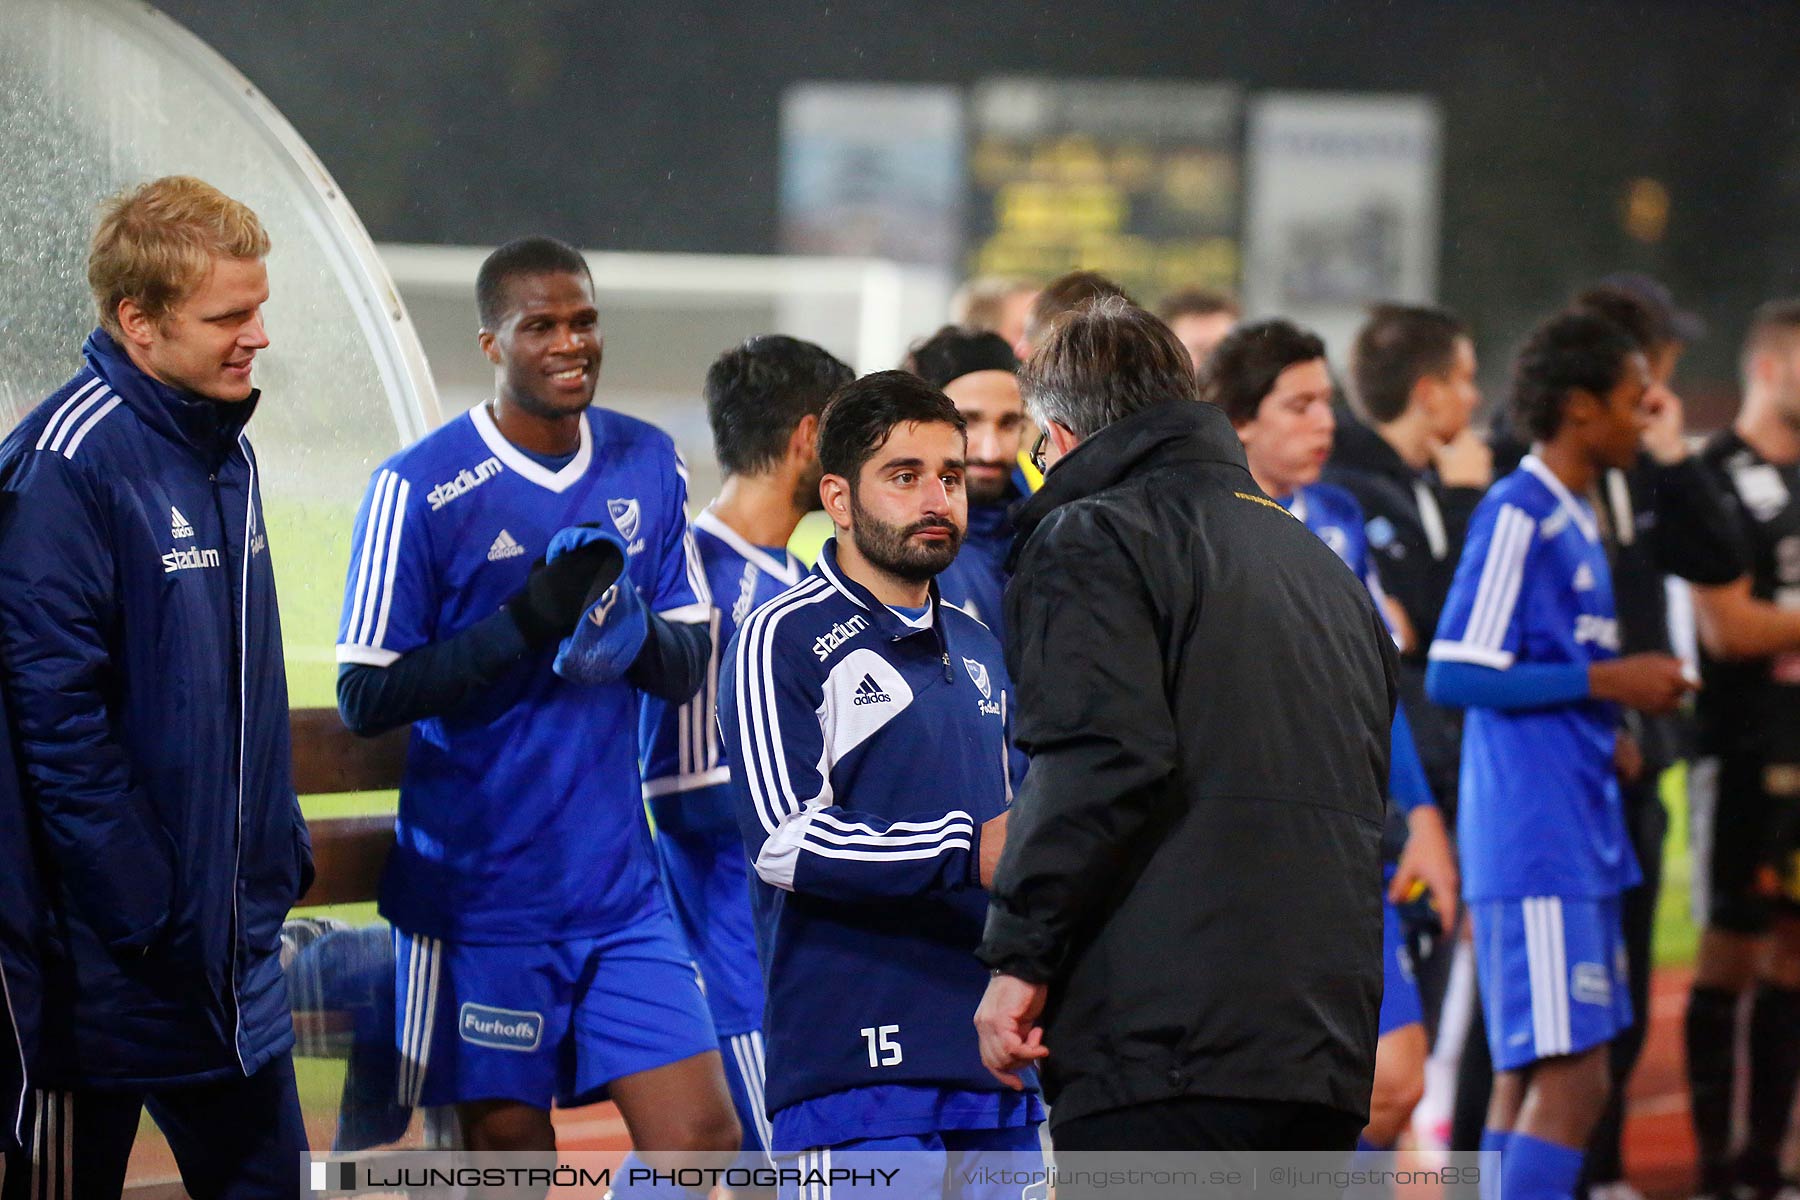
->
xmin=1509 ymin=310 xmax=1639 ymax=442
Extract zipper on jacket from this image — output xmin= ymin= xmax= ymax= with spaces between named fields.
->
xmin=211 ymin=467 xmax=249 ymax=1073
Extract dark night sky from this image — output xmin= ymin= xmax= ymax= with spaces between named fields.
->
xmin=156 ymin=0 xmax=1800 ymax=408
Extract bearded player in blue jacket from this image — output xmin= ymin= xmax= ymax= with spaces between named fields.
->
xmin=1208 ymin=319 xmax=1462 ymax=1159
xmin=719 ymin=372 xmax=1043 ymax=1200
xmin=638 ymin=335 xmax=853 ymax=1175
xmin=334 ymin=237 xmax=738 ymax=1190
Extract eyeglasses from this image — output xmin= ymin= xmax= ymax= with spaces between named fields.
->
xmin=1030 ymin=430 xmax=1049 ymax=473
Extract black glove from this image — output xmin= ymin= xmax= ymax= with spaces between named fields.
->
xmin=505 ymin=526 xmax=626 ymax=649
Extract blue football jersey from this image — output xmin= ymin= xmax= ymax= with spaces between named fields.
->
xmin=639 ymin=508 xmax=804 ymax=819
xmin=1288 ymin=483 xmax=1393 ymax=624
xmin=336 ymin=403 xmax=711 ymax=942
xmin=1429 ymin=455 xmax=1639 ymax=901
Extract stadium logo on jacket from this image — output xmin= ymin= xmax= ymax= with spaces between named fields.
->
xmin=427 ymin=456 xmax=503 ymax=510
xmin=962 ymin=657 xmax=992 ymax=699
xmin=162 ymin=546 xmax=221 ymax=573
xmin=608 ymin=497 xmax=642 ymax=543
xmin=812 ymin=614 xmax=869 ymax=661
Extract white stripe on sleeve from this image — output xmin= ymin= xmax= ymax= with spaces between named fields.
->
xmin=1464 ymin=505 xmax=1534 ymax=651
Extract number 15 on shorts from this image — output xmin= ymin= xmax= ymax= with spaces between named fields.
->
xmin=861 ymin=1025 xmax=903 ymax=1067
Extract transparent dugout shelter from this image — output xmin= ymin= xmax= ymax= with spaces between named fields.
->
xmin=0 ymin=0 xmax=447 ymax=1171
xmin=0 ymin=0 xmax=440 ymax=711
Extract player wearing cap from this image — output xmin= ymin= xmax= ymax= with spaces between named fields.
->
xmin=904 ymin=326 xmax=1031 ymax=640
xmin=1427 ymin=310 xmax=1694 ymax=1200
xmin=638 ymin=335 xmax=853 ymax=1178
xmin=334 ymin=236 xmax=738 ymax=1188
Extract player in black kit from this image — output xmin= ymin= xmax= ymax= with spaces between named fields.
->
xmin=1687 ymin=299 xmax=1800 ymax=1200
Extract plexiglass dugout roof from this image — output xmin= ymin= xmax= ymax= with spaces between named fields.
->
xmin=0 ymin=0 xmax=440 ymax=698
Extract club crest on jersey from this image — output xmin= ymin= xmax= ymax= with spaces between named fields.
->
xmin=608 ymin=497 xmax=642 ymax=544
xmin=963 ymin=657 xmax=992 ymax=699
xmin=1733 ymin=463 xmax=1790 ymax=522
xmin=1321 ymin=526 xmax=1350 ymax=561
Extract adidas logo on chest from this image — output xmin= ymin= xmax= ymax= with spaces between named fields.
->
xmin=487 ymin=530 xmax=526 ymax=561
xmin=170 ymin=506 xmax=194 ymax=539
xmin=852 ymin=673 xmax=891 ymax=705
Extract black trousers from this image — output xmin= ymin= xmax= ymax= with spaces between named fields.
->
xmin=1053 ymin=1097 xmax=1363 ymax=1200
xmin=1054 ymin=1094 xmax=1365 ymax=1152
xmin=0 ymin=1052 xmax=307 ymax=1200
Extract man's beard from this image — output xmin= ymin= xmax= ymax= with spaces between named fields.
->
xmin=965 ymin=462 xmax=1011 ymax=506
xmin=849 ymin=492 xmax=963 ymax=583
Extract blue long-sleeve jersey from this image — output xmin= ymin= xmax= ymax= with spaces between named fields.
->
xmin=717 ymin=539 xmax=1036 ymax=1132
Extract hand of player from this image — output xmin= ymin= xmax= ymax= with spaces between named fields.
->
xmin=1381 ymin=594 xmax=1418 ymax=656
xmin=974 ymin=972 xmax=1050 ymax=1090
xmin=1388 ymin=804 xmax=1459 ymax=935
xmin=1588 ymin=652 xmax=1698 ymax=715
xmin=978 ymin=810 xmax=1009 ymax=889
xmin=1614 ymin=728 xmax=1645 ymax=785
xmin=1434 ymin=427 xmax=1493 ymax=490
xmin=1640 ymin=383 xmax=1689 ymax=465
xmin=505 ymin=526 xmax=626 ymax=648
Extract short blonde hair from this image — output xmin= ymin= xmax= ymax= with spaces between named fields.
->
xmin=87 ymin=176 xmax=270 ymax=338
xmin=950 ymin=276 xmax=1035 ymax=333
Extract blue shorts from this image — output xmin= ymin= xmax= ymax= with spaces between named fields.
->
xmin=1377 ymin=898 xmax=1423 ymax=1037
xmin=1472 ymin=895 xmax=1633 ymax=1072
xmin=778 ymin=1125 xmax=1044 ymax=1200
xmin=653 ymin=818 xmax=765 ymax=1038
xmin=391 ymin=904 xmax=718 ymax=1108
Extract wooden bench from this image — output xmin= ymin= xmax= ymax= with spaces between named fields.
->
xmin=290 ymin=707 xmax=405 ymax=906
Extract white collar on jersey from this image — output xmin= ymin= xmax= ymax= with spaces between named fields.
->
xmin=1520 ymin=454 xmax=1600 ymax=543
xmin=694 ymin=508 xmax=802 ymax=586
xmin=469 ymin=400 xmax=594 ymax=493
